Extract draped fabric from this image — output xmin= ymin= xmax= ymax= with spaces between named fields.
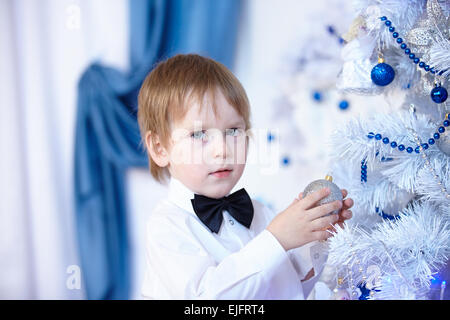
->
xmin=74 ymin=0 xmax=242 ymax=299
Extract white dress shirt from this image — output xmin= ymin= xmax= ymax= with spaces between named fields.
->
xmin=141 ymin=177 xmax=328 ymax=299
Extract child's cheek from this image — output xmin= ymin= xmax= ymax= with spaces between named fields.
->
xmin=169 ymin=141 xmax=195 ymax=166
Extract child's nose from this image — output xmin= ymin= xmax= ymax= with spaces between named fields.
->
xmin=212 ymin=133 xmax=228 ymax=159
xmin=207 ymin=130 xmax=229 ymax=159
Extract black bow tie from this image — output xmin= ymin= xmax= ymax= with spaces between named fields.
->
xmin=191 ymin=188 xmax=254 ymax=233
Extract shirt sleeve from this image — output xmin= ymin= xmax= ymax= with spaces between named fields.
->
xmin=142 ymin=213 xmax=292 ymax=299
xmin=259 ymin=201 xmax=329 ymax=298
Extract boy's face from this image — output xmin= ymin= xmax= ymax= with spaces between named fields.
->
xmin=165 ymin=89 xmax=248 ymax=199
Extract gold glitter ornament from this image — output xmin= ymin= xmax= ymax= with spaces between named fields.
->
xmin=342 ymin=15 xmax=366 ymax=43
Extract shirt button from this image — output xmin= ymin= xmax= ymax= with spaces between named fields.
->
xmin=229 ymin=219 xmax=234 ymax=225
xmin=314 ymin=253 xmax=320 ymax=260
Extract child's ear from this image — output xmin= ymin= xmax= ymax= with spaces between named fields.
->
xmin=145 ymin=131 xmax=170 ymax=168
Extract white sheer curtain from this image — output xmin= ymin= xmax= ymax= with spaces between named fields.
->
xmin=0 ymin=0 xmax=129 ymax=299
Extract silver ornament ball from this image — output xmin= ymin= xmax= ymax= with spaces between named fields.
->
xmin=303 ymin=175 xmax=343 ymax=216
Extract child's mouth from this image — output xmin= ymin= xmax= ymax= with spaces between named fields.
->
xmin=210 ymin=169 xmax=232 ymax=178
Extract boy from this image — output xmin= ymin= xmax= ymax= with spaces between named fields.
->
xmin=138 ymin=54 xmax=353 ymax=299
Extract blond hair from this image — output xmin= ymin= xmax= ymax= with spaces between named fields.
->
xmin=137 ymin=54 xmax=252 ymax=184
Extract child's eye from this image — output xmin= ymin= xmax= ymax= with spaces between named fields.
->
xmin=226 ymin=128 xmax=243 ymax=137
xmin=190 ymin=130 xmax=207 ymax=140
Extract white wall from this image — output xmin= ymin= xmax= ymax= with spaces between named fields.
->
xmin=0 ymin=0 xmax=129 ymax=299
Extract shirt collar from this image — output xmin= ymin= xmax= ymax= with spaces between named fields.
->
xmin=167 ymin=177 xmax=197 ymax=215
xmin=166 ymin=177 xmax=239 ymax=215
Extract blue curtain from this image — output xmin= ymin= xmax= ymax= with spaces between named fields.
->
xmin=74 ymin=0 xmax=242 ymax=300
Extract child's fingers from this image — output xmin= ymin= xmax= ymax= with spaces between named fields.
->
xmin=342 ymin=198 xmax=354 ymax=210
xmin=290 ymin=192 xmax=304 ymax=205
xmin=299 ymin=187 xmax=331 ymax=210
xmin=310 ymin=213 xmax=339 ymax=231
xmin=313 ymin=230 xmax=333 ymax=241
xmin=307 ymin=200 xmax=342 ymax=221
xmin=340 ymin=209 xmax=352 ymax=220
xmin=341 ymin=189 xmax=348 ymax=199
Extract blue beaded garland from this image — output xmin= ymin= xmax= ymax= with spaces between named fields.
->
xmin=379 ymin=16 xmax=448 ymax=104
xmin=367 ymin=98 xmax=448 ymax=156
xmin=361 ymin=159 xmax=368 ymax=183
xmin=376 ymin=207 xmax=401 ymax=220
xmin=371 ymin=63 xmax=395 ymax=86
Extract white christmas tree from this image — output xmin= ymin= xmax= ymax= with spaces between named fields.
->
xmin=325 ymin=0 xmax=450 ymax=300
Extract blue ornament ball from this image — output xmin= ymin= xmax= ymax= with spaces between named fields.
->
xmin=338 ymin=100 xmax=349 ymax=110
xmin=371 ymin=63 xmax=395 ymax=86
xmin=430 ymin=85 xmax=448 ymax=104
xmin=281 ymin=156 xmax=290 ymax=166
xmin=312 ymin=90 xmax=323 ymax=102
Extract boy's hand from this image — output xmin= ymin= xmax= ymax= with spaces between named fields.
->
xmin=333 ymin=189 xmax=353 ymax=229
xmin=297 ymin=188 xmax=353 ymax=233
xmin=266 ymin=188 xmax=353 ymax=251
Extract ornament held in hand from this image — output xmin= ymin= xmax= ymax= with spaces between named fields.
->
xmin=303 ymin=175 xmax=343 ymax=216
